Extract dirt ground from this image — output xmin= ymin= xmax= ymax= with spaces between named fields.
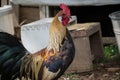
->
xmin=58 ymin=44 xmax=120 ymax=80
xmin=59 ymin=62 xmax=120 ymax=80
xmin=0 ymin=63 xmax=120 ymax=80
xmin=59 ymin=69 xmax=120 ymax=80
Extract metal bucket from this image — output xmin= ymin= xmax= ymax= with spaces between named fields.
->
xmin=109 ymin=11 xmax=120 ymax=51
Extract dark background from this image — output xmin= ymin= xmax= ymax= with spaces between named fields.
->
xmin=50 ymin=4 xmax=120 ymax=37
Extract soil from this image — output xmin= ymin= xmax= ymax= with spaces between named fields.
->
xmin=58 ymin=62 xmax=120 ymax=80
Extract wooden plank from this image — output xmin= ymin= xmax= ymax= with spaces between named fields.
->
xmin=45 ymin=6 xmax=49 ymax=18
xmin=102 ymin=37 xmax=116 ymax=44
xmin=39 ymin=5 xmax=46 ymax=19
xmin=12 ymin=4 xmax=20 ymax=27
xmin=39 ymin=5 xmax=49 ymax=19
xmin=19 ymin=5 xmax=39 ymax=24
xmin=11 ymin=0 xmax=120 ymax=6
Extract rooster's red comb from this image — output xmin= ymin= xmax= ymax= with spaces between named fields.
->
xmin=60 ymin=3 xmax=71 ymax=16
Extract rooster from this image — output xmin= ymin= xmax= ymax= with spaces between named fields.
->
xmin=0 ymin=3 xmax=75 ymax=80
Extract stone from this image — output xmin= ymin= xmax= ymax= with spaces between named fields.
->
xmin=106 ymin=68 xmax=120 ymax=72
xmin=67 ymin=23 xmax=104 ymax=72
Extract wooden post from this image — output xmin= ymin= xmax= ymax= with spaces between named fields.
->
xmin=39 ymin=5 xmax=49 ymax=19
xmin=11 ymin=3 xmax=19 ymax=27
xmin=46 ymin=6 xmax=49 ymax=18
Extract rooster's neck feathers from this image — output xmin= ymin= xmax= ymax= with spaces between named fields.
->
xmin=47 ymin=11 xmax=67 ymax=52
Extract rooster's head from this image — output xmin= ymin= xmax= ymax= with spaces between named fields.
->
xmin=59 ymin=3 xmax=71 ymax=26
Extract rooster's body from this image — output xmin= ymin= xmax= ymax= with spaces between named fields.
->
xmin=0 ymin=4 xmax=75 ymax=80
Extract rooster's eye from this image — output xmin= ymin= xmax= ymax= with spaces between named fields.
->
xmin=62 ymin=14 xmax=65 ymax=16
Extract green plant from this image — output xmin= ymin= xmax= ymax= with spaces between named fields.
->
xmin=72 ymin=78 xmax=79 ymax=80
xmin=65 ymin=73 xmax=73 ymax=78
xmin=104 ymin=44 xmax=119 ymax=61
